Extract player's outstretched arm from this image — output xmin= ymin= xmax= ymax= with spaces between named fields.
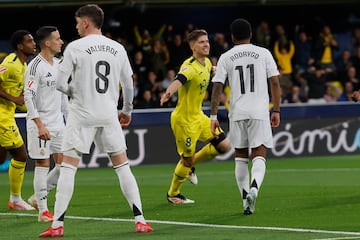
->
xmin=160 ymin=79 xmax=182 ymax=106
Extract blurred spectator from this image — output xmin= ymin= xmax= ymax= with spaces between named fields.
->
xmin=254 ymin=20 xmax=272 ymax=50
xmin=136 ymin=89 xmax=159 ymax=109
xmin=300 ymin=65 xmax=328 ymax=103
xmin=283 ymin=84 xmax=306 ymax=103
xmin=210 ymin=33 xmax=229 ymax=59
xmin=351 ymin=46 xmax=360 ymax=78
xmin=343 ymin=66 xmax=360 ymax=89
xmin=274 ymin=40 xmax=295 ymax=95
xmin=133 ymin=24 xmax=167 ymax=57
xmin=294 ymin=26 xmax=314 ymax=74
xmin=167 ymin=34 xmax=189 ymax=71
xmin=274 ymin=24 xmax=289 ymax=51
xmin=338 ymin=81 xmax=355 ymax=101
xmin=149 ymin=39 xmax=169 ymax=80
xmin=314 ymin=25 xmax=339 ymax=70
xmin=335 ymin=49 xmax=353 ymax=83
xmin=131 ymin=49 xmax=149 ymax=88
xmin=351 ymin=27 xmax=360 ymax=54
xmin=162 ymin=69 xmax=176 ymax=90
xmin=324 ymin=81 xmax=342 ymax=102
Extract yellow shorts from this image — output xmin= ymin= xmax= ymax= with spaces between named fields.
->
xmin=171 ymin=113 xmax=221 ymax=158
xmin=0 ymin=118 xmax=24 ymax=149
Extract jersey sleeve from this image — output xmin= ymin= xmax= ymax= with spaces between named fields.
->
xmin=119 ymin=51 xmax=134 ymax=116
xmin=24 ymin=65 xmax=40 ymax=120
xmin=265 ymin=50 xmax=280 ymax=78
xmin=212 ymin=54 xmax=227 ymax=84
xmin=176 ymin=62 xmax=194 ymax=83
xmin=57 ymin=44 xmax=75 ymax=96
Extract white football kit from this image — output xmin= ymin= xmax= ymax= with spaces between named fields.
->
xmin=212 ymin=44 xmax=279 ymax=148
xmin=56 ymin=34 xmax=134 ymax=154
xmin=24 ymin=54 xmax=68 ymax=159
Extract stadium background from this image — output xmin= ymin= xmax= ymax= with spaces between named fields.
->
xmin=1 ymin=0 xmax=360 ymax=170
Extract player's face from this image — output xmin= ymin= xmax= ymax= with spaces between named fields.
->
xmin=20 ymin=34 xmax=36 ymax=56
xmin=75 ymin=17 xmax=86 ymax=37
xmin=193 ymin=35 xmax=210 ymax=57
xmin=47 ymin=30 xmax=64 ymax=55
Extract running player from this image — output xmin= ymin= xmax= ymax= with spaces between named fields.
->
xmin=160 ymin=29 xmax=231 ymax=204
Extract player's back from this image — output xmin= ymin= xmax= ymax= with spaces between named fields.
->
xmin=62 ymin=35 xmax=132 ymax=126
xmin=218 ymin=44 xmax=279 ymax=120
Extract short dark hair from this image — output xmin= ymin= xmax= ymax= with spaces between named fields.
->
xmin=36 ymin=26 xmax=58 ymax=49
xmin=10 ymin=29 xmax=31 ymax=50
xmin=187 ymin=29 xmax=208 ymax=44
xmin=75 ymin=4 xmax=104 ymax=29
xmin=231 ymin=18 xmax=252 ymax=41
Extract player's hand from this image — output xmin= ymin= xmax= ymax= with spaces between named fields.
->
xmin=38 ymin=125 xmax=51 ymax=140
xmin=270 ymin=112 xmax=280 ymax=128
xmin=210 ymin=119 xmax=221 ymax=138
xmin=160 ymin=91 xmax=171 ymax=106
xmin=119 ymin=112 xmax=131 ymax=127
xmin=12 ymin=94 xmax=24 ymax=106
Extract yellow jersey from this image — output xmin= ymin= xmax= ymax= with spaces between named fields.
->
xmin=172 ymin=56 xmax=212 ymax=124
xmin=0 ymin=53 xmax=26 ymax=120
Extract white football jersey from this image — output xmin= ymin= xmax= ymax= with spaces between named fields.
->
xmin=212 ymin=44 xmax=279 ymax=121
xmin=58 ymin=34 xmax=133 ymax=126
xmin=24 ymin=55 xmax=68 ymax=131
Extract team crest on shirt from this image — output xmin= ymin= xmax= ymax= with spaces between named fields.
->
xmin=27 ymin=75 xmax=35 ymax=88
xmin=40 ymin=148 xmax=45 ymax=156
xmin=181 ymin=66 xmax=188 ymax=72
xmin=0 ymin=66 xmax=7 ymax=73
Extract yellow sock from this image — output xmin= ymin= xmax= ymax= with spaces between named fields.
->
xmin=194 ymin=143 xmax=219 ymax=164
xmin=8 ymin=159 xmax=26 ymax=196
xmin=168 ymin=160 xmax=190 ymax=197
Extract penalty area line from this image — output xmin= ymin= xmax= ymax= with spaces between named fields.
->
xmin=1 ymin=212 xmax=360 ymax=237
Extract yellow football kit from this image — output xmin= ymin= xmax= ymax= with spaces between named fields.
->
xmin=0 ymin=53 xmax=26 ymax=149
xmin=171 ymin=56 xmax=214 ymax=157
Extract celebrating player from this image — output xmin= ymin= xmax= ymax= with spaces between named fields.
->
xmin=160 ymin=29 xmax=231 ymax=204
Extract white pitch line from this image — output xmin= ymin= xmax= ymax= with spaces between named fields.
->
xmin=1 ymin=212 xmax=360 ymax=237
xmin=312 ymin=237 xmax=360 ymax=240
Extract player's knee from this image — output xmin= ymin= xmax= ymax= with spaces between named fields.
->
xmin=181 ymin=157 xmax=193 ymax=168
xmin=210 ymin=133 xmax=230 ymax=154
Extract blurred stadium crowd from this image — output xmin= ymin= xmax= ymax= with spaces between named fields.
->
xmin=0 ymin=4 xmax=360 ymax=109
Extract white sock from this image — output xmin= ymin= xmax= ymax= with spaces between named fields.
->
xmin=52 ymin=162 xmax=77 ymax=228
xmin=47 ymin=164 xmax=61 ymax=193
xmin=235 ymin=158 xmax=249 ymax=208
xmin=34 ymin=166 xmax=49 ymax=213
xmin=251 ymin=156 xmax=266 ymax=191
xmin=114 ymin=162 xmax=145 ymax=223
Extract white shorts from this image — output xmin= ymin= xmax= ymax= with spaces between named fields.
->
xmin=229 ymin=119 xmax=273 ymax=149
xmin=61 ymin=122 xmax=127 ymax=154
xmin=27 ymin=129 xmax=64 ymax=159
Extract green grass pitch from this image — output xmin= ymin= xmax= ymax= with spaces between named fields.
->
xmin=1 ymin=155 xmax=360 ymax=240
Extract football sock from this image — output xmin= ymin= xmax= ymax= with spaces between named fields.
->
xmin=235 ymin=158 xmax=249 ymax=207
xmin=53 ymin=162 xmax=77 ymax=228
xmin=47 ymin=164 xmax=61 ymax=193
xmin=114 ymin=161 xmax=145 ymax=222
xmin=34 ymin=166 xmax=49 ymax=213
xmin=251 ymin=156 xmax=266 ymax=191
xmin=168 ymin=160 xmax=189 ymax=196
xmin=8 ymin=159 xmax=26 ymax=197
xmin=194 ymin=143 xmax=219 ymax=164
